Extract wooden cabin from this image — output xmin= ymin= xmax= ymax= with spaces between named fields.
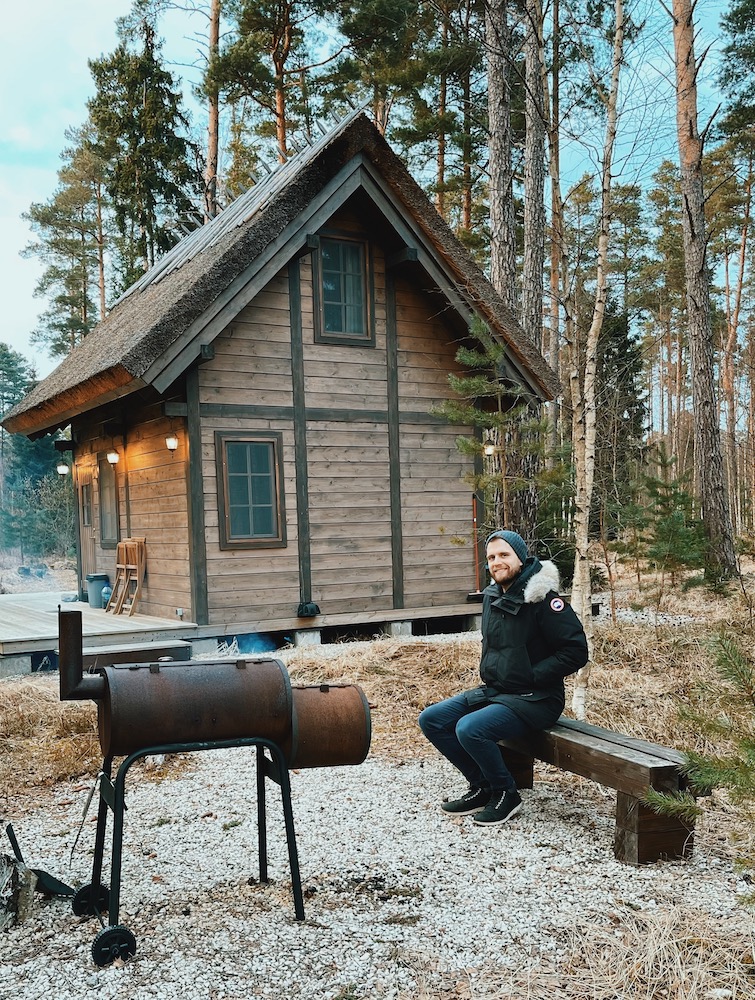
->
xmin=3 ymin=112 xmax=557 ymax=641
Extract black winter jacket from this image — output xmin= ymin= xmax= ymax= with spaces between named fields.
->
xmin=462 ymin=557 xmax=589 ymax=729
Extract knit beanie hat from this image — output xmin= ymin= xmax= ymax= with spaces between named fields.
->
xmin=485 ymin=529 xmax=528 ymax=564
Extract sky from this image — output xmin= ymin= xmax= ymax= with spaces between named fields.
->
xmin=0 ymin=1 xmax=205 ymax=381
xmin=0 ymin=2 xmax=728 ymax=384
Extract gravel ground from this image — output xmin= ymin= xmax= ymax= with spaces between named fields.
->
xmin=1 ymin=745 xmax=751 ymax=1000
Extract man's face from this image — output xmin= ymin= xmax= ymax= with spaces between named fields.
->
xmin=486 ymin=538 xmax=523 ymax=589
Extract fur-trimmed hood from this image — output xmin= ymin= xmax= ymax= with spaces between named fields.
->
xmin=483 ymin=556 xmax=562 ymax=608
xmin=522 ymin=559 xmax=560 ymax=604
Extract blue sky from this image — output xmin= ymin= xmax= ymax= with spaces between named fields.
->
xmin=0 ymin=1 xmax=204 ymax=380
xmin=0 ymin=2 xmax=727 ymax=383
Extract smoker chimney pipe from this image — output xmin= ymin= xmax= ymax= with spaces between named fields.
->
xmin=58 ymin=608 xmax=106 ymax=701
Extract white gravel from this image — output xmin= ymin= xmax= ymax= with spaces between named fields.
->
xmin=1 ymin=744 xmax=750 ymax=1000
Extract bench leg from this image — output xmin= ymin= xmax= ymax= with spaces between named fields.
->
xmin=498 ymin=746 xmax=534 ymax=789
xmin=613 ymin=792 xmax=695 ymax=864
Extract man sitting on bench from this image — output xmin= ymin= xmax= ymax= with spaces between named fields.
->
xmin=418 ymin=530 xmax=589 ymax=826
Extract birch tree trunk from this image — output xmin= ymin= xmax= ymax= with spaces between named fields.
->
xmin=486 ymin=0 xmax=517 ymax=310
xmin=204 ymin=0 xmax=221 ymax=221
xmin=671 ymin=0 xmax=738 ymax=580
xmin=569 ymin=0 xmax=625 ymax=719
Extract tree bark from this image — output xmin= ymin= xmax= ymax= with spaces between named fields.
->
xmin=521 ymin=0 xmax=546 ymax=346
xmin=486 ymin=0 xmax=517 ymax=310
xmin=671 ymin=0 xmax=738 ymax=580
xmin=204 ymin=0 xmax=221 ymax=221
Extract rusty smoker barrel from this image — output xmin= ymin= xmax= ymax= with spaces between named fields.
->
xmin=288 ymin=684 xmax=372 ymax=768
xmin=97 ymin=658 xmax=293 ymax=758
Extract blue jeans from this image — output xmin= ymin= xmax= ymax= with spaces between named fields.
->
xmin=418 ymin=693 xmax=531 ymax=792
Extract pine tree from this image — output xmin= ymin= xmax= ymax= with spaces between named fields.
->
xmin=88 ymin=16 xmax=202 ymax=287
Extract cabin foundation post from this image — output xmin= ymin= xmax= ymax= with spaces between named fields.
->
xmin=294 ymin=629 xmax=322 ymax=647
xmin=0 ymin=654 xmax=33 ymax=679
xmin=383 ymin=621 xmax=412 ymax=638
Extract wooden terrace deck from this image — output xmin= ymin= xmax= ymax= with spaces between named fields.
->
xmin=0 ymin=591 xmax=197 ymax=658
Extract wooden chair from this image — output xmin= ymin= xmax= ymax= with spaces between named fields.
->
xmin=106 ymin=538 xmax=146 ymax=615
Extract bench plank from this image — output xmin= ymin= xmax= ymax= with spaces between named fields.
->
xmin=554 ymin=717 xmax=687 ymax=769
xmin=498 ymin=717 xmax=695 ymax=866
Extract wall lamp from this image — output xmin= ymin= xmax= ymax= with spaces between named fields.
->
xmin=165 ymin=433 xmax=179 ymax=452
xmin=483 ymin=437 xmax=496 ymax=457
xmin=106 ymin=449 xmax=120 ymax=465
xmin=56 ymin=461 xmax=70 ymax=476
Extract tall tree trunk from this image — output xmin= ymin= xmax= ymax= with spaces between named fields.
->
xmin=486 ymin=0 xmax=517 ymax=311
xmin=721 ymin=156 xmax=751 ymax=533
xmin=96 ymin=180 xmax=107 ymax=321
xmin=436 ymin=13 xmax=449 ymax=219
xmin=671 ymin=0 xmax=738 ymax=580
xmin=570 ymin=0 xmax=625 ymax=719
xmin=204 ymin=0 xmax=221 ymax=221
xmin=545 ymin=0 xmax=562 ymax=469
xmin=521 ymin=0 xmax=546 ymax=344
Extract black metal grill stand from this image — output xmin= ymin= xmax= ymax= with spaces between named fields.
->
xmin=73 ymin=737 xmax=304 ymax=966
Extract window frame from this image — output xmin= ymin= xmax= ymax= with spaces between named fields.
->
xmin=97 ymin=456 xmax=119 ymax=549
xmin=215 ymin=431 xmax=287 ymax=551
xmin=312 ymin=232 xmax=375 ymax=347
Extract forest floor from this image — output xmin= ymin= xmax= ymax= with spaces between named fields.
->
xmin=0 ymin=549 xmax=77 ymax=597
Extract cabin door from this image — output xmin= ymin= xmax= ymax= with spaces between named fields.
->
xmin=77 ymin=469 xmax=96 ymax=591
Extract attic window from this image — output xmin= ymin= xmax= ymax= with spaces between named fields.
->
xmin=314 ymin=236 xmax=373 ymax=346
xmin=216 ymin=431 xmax=287 ymax=550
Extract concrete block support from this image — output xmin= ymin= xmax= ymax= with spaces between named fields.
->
xmin=384 ymin=621 xmax=412 ymax=638
xmin=294 ymin=629 xmax=322 ymax=647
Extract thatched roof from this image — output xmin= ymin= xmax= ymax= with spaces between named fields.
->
xmin=3 ymin=110 xmax=558 ymax=437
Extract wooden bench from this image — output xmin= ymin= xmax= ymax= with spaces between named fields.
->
xmin=498 ymin=717 xmax=698 ymax=865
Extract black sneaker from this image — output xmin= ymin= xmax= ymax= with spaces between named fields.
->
xmin=440 ymin=785 xmax=490 ymax=815
xmin=472 ymin=789 xmax=522 ymax=826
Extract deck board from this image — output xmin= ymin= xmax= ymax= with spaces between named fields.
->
xmin=0 ymin=592 xmax=196 ymax=655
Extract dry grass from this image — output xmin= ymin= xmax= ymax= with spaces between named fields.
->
xmin=0 ymin=676 xmax=100 ymax=796
xmin=406 ymin=909 xmax=755 ymax=999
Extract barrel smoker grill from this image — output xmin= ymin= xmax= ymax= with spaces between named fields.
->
xmin=57 ymin=609 xmax=371 ymax=967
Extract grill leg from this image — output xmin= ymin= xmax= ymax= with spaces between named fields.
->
xmin=106 ymin=756 xmax=136 ymax=927
xmin=256 ymin=745 xmax=268 ymax=883
xmin=90 ymin=757 xmax=112 ymax=893
xmin=267 ymin=744 xmax=304 ymax=921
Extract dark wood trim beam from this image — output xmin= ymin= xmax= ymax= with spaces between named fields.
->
xmin=186 ymin=365 xmax=209 ymax=625
xmin=385 ymin=271 xmax=404 ymax=608
xmin=288 ymin=260 xmax=313 ymax=606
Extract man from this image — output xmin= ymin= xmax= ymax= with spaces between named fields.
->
xmin=418 ymin=529 xmax=588 ymax=826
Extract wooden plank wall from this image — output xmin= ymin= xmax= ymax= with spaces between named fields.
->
xmin=72 ymin=403 xmax=192 ymax=620
xmin=199 ymin=270 xmax=303 ymax=624
xmin=394 ymin=274 xmax=476 ymax=606
xmin=299 ymin=247 xmax=394 ymax=614
xmin=120 ymin=404 xmax=192 ymax=619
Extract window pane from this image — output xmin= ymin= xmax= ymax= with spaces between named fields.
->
xmin=253 ymin=474 xmax=273 ymax=505
xmin=323 ymin=302 xmax=342 ymax=332
xmin=252 ymin=506 xmax=274 ymax=536
xmin=228 ymin=475 xmax=250 ymax=506
xmin=319 ymin=238 xmax=366 ymax=337
xmin=249 ymin=443 xmax=272 ymax=475
xmin=223 ymin=438 xmax=280 ymax=543
xmin=98 ymin=460 xmax=118 ymax=545
xmin=230 ymin=506 xmax=251 ymax=537
xmin=226 ymin=442 xmax=248 ymax=475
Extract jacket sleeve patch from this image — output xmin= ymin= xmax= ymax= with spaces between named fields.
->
xmin=550 ymin=597 xmax=565 ymax=612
